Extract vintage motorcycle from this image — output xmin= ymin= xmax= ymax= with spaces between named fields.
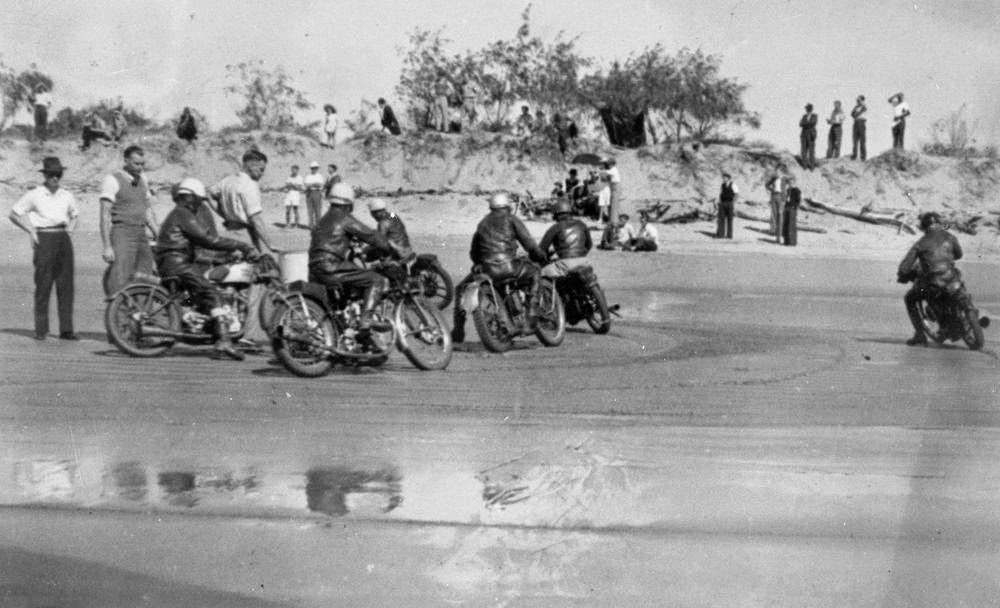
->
xmin=459 ymin=260 xmax=566 ymax=353
xmin=269 ymin=259 xmax=452 ymax=377
xmin=546 ymin=260 xmax=611 ymax=334
xmin=409 ymin=253 xmax=454 ymax=310
xmin=914 ymin=286 xmax=989 ymax=350
xmin=104 ymin=254 xmax=282 ymax=357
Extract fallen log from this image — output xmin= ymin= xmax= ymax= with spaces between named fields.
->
xmin=734 ymin=209 xmax=826 ymax=233
xmin=804 ymin=197 xmax=916 ymax=234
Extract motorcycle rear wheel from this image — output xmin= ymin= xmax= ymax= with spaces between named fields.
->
xmin=962 ymin=308 xmax=985 ymax=351
xmin=105 ymin=284 xmax=180 ymax=357
xmin=534 ymin=278 xmax=566 ymax=347
xmin=395 ymin=297 xmax=452 ymax=370
xmin=472 ymin=284 xmax=513 ymax=353
xmin=272 ymin=296 xmax=335 ymax=378
xmin=413 ymin=262 xmax=454 ymax=310
xmin=918 ymin=299 xmax=947 ymax=344
xmin=584 ymin=283 xmax=611 ymax=334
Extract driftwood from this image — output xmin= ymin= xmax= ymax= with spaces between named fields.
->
xmin=804 ymin=197 xmax=916 ymax=234
xmin=734 ymin=209 xmax=827 ymax=233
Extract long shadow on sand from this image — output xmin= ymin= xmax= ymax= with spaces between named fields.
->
xmin=1 ymin=328 xmax=107 ymax=342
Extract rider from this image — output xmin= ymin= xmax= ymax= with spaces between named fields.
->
xmin=308 ymin=182 xmax=393 ymax=330
xmin=366 ymin=198 xmax=414 ymax=261
xmin=538 ymin=199 xmax=592 ymax=278
xmin=154 ymin=178 xmax=256 ymax=361
xmin=451 ymin=192 xmax=546 ymax=343
xmin=897 ymin=211 xmax=971 ymax=346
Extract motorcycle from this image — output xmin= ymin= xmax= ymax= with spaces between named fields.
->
xmin=459 ymin=260 xmax=566 ymax=353
xmin=410 ymin=253 xmax=454 ymax=310
xmin=269 ymin=259 xmax=452 ymax=377
xmin=914 ymin=286 xmax=989 ymax=350
xmin=104 ymin=254 xmax=282 ymax=358
xmin=547 ymin=260 xmax=611 ymax=334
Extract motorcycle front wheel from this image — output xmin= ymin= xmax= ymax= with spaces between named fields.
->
xmin=105 ymin=284 xmax=180 ymax=357
xmin=472 ymin=284 xmax=514 ymax=353
xmin=534 ymin=278 xmax=566 ymax=347
xmin=271 ymin=296 xmax=335 ymax=377
xmin=395 ymin=297 xmax=452 ymax=370
xmin=962 ymin=307 xmax=985 ymax=351
xmin=584 ymin=283 xmax=611 ymax=334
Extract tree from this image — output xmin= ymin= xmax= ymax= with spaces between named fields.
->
xmin=224 ymin=60 xmax=313 ymax=131
xmin=0 ymin=58 xmax=53 ymax=131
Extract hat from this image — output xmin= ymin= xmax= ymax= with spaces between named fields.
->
xmin=488 ymin=193 xmax=511 ymax=209
xmin=175 ymin=177 xmax=208 ymax=199
xmin=328 ymin=182 xmax=355 ymax=205
xmin=310 ymin=161 xmax=320 ymax=169
xmin=39 ymin=157 xmax=65 ymax=175
xmin=367 ymin=198 xmax=388 ymax=212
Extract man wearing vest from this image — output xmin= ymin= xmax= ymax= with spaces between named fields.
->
xmin=717 ymin=173 xmax=738 ymax=239
xmin=100 ymin=145 xmax=159 ymax=295
xmin=765 ymin=172 xmax=786 ymax=243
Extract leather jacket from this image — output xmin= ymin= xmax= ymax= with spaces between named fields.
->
xmin=376 ymin=213 xmax=413 ymax=260
xmin=539 ymin=218 xmax=592 ymax=260
xmin=155 ymin=203 xmax=250 ymax=262
xmin=310 ymin=206 xmax=390 ymax=268
xmin=470 ymin=209 xmax=544 ymax=265
xmin=897 ymin=226 xmax=963 ymax=285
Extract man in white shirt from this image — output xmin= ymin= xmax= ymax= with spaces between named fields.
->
xmin=627 ymin=212 xmax=659 ymax=252
xmin=283 ymin=164 xmax=303 ymax=228
xmin=30 ymin=85 xmax=52 ymax=143
xmin=9 ymin=157 xmax=79 ymax=341
xmin=302 ymin=161 xmax=326 ymax=229
xmin=765 ymin=172 xmax=785 ymax=241
xmin=322 ymin=105 xmax=338 ymax=149
xmin=890 ymin=92 xmax=911 ymax=150
xmin=100 ymin=145 xmax=159 ymax=295
xmin=601 ymin=158 xmax=623 ymax=223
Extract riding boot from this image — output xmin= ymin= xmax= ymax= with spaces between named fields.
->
xmin=903 ymin=289 xmax=927 ymax=346
xmin=451 ymin=307 xmax=466 ymax=343
xmin=359 ymin=281 xmax=391 ymax=332
xmin=212 ymin=317 xmax=246 ymax=361
xmin=526 ymin=276 xmax=542 ymax=322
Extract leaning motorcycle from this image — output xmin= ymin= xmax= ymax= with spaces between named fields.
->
xmin=913 ymin=284 xmax=989 ymax=350
xmin=269 ymin=260 xmax=452 ymax=377
xmin=460 ymin=260 xmax=566 ymax=353
xmin=547 ymin=260 xmax=611 ymax=334
xmin=105 ymin=254 xmax=282 ymax=357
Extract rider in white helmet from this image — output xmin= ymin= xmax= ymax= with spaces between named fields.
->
xmin=366 ymin=198 xmax=414 ymax=261
xmin=155 ymin=177 xmax=255 ymax=360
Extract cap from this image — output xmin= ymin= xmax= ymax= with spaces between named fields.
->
xmin=175 ymin=177 xmax=208 ymax=199
xmin=310 ymin=161 xmax=320 ymax=169
xmin=367 ymin=198 xmax=388 ymax=212
xmin=328 ymin=182 xmax=355 ymax=205
xmin=488 ymin=193 xmax=511 ymax=209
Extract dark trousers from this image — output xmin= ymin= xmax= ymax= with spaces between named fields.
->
xmin=851 ymin=121 xmax=866 ymax=160
xmin=800 ymin=131 xmax=816 ymax=169
xmin=892 ymin=121 xmax=906 ymax=149
xmin=33 ymin=231 xmax=74 ymax=337
xmin=826 ymin=125 xmax=842 ymax=158
xmin=716 ymin=201 xmax=733 ymax=238
xmin=105 ymin=224 xmax=156 ymax=295
xmin=34 ymin=105 xmax=48 ymax=141
xmin=156 ymin=254 xmax=221 ymax=311
xmin=782 ymin=205 xmax=799 ymax=246
xmin=305 ymin=191 xmax=324 ymax=229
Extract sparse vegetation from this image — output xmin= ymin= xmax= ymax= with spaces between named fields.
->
xmin=224 ymin=60 xmax=314 ymax=132
xmin=923 ymin=105 xmax=997 ymax=159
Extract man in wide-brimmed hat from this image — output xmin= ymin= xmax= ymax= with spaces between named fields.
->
xmin=9 ymin=157 xmax=80 ymax=341
xmin=889 ymin=92 xmax=910 ymax=150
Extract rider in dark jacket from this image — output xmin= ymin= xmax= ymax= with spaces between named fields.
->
xmin=451 ymin=193 xmax=546 ymax=342
xmin=155 ymin=178 xmax=254 ymax=360
xmin=897 ymin=212 xmax=971 ymax=346
xmin=539 ymin=200 xmax=592 ymax=272
xmin=308 ymin=182 xmax=393 ymax=329
xmin=366 ymin=198 xmax=413 ymax=261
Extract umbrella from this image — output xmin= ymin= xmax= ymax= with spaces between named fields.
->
xmin=570 ymin=152 xmax=605 ymax=166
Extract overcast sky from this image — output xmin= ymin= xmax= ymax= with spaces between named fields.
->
xmin=2 ymin=0 xmax=998 ymax=155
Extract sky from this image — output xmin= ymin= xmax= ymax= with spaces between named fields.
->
xmin=2 ymin=0 xmax=998 ymax=155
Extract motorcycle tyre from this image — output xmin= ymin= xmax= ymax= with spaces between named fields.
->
xmin=534 ymin=278 xmax=566 ymax=347
xmin=584 ymin=283 xmax=611 ymax=335
xmin=918 ymin=299 xmax=947 ymax=344
xmin=105 ymin=284 xmax=179 ymax=358
xmin=395 ymin=297 xmax=453 ymax=370
xmin=414 ymin=262 xmax=454 ymax=311
xmin=472 ymin=284 xmax=513 ymax=353
xmin=963 ymin=308 xmax=985 ymax=351
xmin=272 ymin=296 xmax=335 ymax=378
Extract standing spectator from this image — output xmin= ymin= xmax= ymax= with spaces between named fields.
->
xmin=595 ymin=171 xmax=611 ymax=224
xmin=461 ymin=80 xmax=481 ymax=128
xmin=514 ymin=105 xmax=533 ymax=137
xmin=552 ymin=113 xmax=568 ymax=156
xmin=283 ymin=164 xmax=303 ymax=228
xmin=627 ymin=212 xmax=659 ymax=251
xmin=9 ymin=157 xmax=79 ymax=340
xmin=564 ymin=169 xmax=580 ymax=201
xmin=29 ymin=85 xmax=52 ymax=143
xmin=322 ymin=105 xmax=338 ymax=148
xmin=377 ymin=98 xmax=401 ymax=135
xmin=100 ymin=145 xmax=159 ymax=295
xmin=81 ymin=111 xmax=112 ymax=150
xmin=176 ymin=106 xmax=198 ymax=144
xmin=601 ymin=158 xmax=622 ymax=224
xmin=799 ymin=104 xmax=818 ymax=170
xmin=825 ymin=100 xmax=845 ymax=159
xmin=850 ymin=95 xmax=867 ymax=160
xmin=323 ymin=163 xmax=342 ymax=198
xmin=567 ymin=120 xmax=579 ymax=145
xmin=303 ymin=162 xmax=326 ymax=229
xmin=783 ymin=177 xmax=802 ymax=247
xmin=534 ymin=109 xmax=548 ymax=133
xmin=765 ymin=172 xmax=786 ymax=242
xmin=889 ymin=92 xmax=910 ymax=150
xmin=432 ymin=75 xmax=453 ymax=132
xmin=208 ymin=148 xmax=279 ymax=349
xmin=110 ymin=106 xmax=128 ymax=145
xmin=717 ymin=172 xmax=738 ymax=239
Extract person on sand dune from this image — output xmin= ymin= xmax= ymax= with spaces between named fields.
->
xmin=799 ymin=103 xmax=818 ymax=170
xmin=850 ymin=95 xmax=867 ymax=161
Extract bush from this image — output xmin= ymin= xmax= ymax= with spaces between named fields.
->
xmin=922 ymin=105 xmax=994 ymax=158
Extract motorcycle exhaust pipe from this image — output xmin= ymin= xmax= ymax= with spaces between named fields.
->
xmin=139 ymin=325 xmax=188 ymax=340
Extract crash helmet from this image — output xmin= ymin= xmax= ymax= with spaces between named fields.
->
xmin=919 ymin=211 xmax=942 ymax=231
xmin=329 ymin=182 xmax=355 ymax=205
xmin=488 ymin=192 xmax=511 ymax=209
xmin=553 ymin=199 xmax=573 ymax=217
xmin=367 ymin=198 xmax=388 ymax=212
xmin=174 ymin=177 xmax=208 ymax=200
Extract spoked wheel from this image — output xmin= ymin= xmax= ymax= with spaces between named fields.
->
xmin=272 ymin=295 xmax=335 ymax=377
xmin=259 ymin=284 xmax=284 ymax=339
xmin=918 ymin=299 xmax=947 ymax=344
xmin=104 ymin=284 xmax=180 ymax=357
xmin=395 ymin=297 xmax=452 ymax=370
xmin=962 ymin=307 xmax=985 ymax=351
xmin=413 ymin=263 xmax=454 ymax=310
xmin=472 ymin=284 xmax=513 ymax=353
xmin=584 ymin=283 xmax=611 ymax=334
xmin=534 ymin=278 xmax=566 ymax=347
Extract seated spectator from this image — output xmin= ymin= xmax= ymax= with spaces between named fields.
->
xmin=551 ymin=181 xmax=565 ymax=198
xmin=534 ymin=109 xmax=548 ymax=133
xmin=514 ymin=105 xmax=533 ymax=137
xmin=80 ymin=112 xmax=112 ymax=150
xmin=598 ymin=213 xmax=636 ymax=250
xmin=176 ymin=107 xmax=198 ymax=143
xmin=564 ymin=169 xmax=581 ymax=200
xmin=626 ymin=212 xmax=659 ymax=251
xmin=111 ymin=107 xmax=128 ymax=144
